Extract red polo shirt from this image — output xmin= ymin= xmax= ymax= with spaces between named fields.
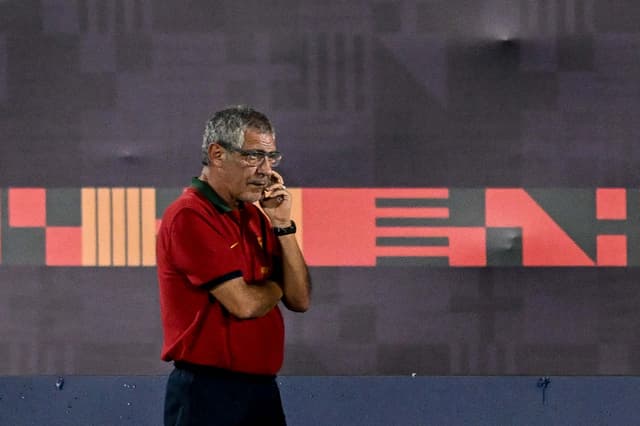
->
xmin=156 ymin=178 xmax=284 ymax=375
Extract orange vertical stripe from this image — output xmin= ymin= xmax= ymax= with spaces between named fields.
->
xmin=81 ymin=188 xmax=97 ymax=266
xmin=141 ymin=188 xmax=156 ymax=266
xmin=126 ymin=188 xmax=141 ymax=266
xmin=112 ymin=188 xmax=126 ymax=266
xmin=97 ymin=188 xmax=111 ymax=266
xmin=289 ymin=188 xmax=303 ymax=251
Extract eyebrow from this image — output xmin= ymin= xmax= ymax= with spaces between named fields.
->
xmin=241 ymin=149 xmax=280 ymax=154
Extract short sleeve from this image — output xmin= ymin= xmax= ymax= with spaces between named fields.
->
xmin=169 ymin=208 xmax=243 ymax=289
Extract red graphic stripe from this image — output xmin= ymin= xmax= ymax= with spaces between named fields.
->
xmin=374 ymin=207 xmax=449 ymax=218
xmin=375 ymin=226 xmax=486 ymax=266
xmin=376 ymin=227 xmax=457 ymax=237
xmin=0 ymin=187 xmax=633 ymax=268
xmin=486 ymin=189 xmax=595 ymax=266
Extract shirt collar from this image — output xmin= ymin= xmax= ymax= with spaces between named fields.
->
xmin=190 ymin=177 xmax=233 ymax=213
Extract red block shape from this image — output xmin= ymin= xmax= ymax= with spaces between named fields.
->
xmin=597 ymin=235 xmax=627 ymax=266
xmin=9 ymin=188 xmax=46 ymax=227
xmin=596 ymin=188 xmax=626 ymax=220
xmin=302 ymin=189 xmax=377 ymax=266
xmin=46 ymin=227 xmax=82 ymax=266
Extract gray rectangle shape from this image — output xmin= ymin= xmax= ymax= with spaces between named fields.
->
xmin=0 ymin=37 xmax=5 ymax=104
xmin=335 ymin=33 xmax=346 ymax=110
xmin=353 ymin=34 xmax=365 ymax=110
xmin=376 ymin=198 xmax=448 ymax=207
xmin=77 ymin=0 xmax=88 ymax=32
xmin=317 ymin=33 xmax=328 ymax=110
xmin=376 ymin=256 xmax=449 ymax=266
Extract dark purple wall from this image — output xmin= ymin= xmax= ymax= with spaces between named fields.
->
xmin=2 ymin=0 xmax=640 ymax=376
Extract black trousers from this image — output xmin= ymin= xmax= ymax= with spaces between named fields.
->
xmin=164 ymin=362 xmax=287 ymax=426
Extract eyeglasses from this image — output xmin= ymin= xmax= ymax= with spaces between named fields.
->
xmin=217 ymin=142 xmax=282 ymax=167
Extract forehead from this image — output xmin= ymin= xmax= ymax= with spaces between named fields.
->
xmin=242 ymin=128 xmax=276 ymax=150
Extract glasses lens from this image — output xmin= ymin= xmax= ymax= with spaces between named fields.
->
xmin=244 ymin=151 xmax=281 ymax=167
xmin=219 ymin=142 xmax=281 ymax=167
xmin=268 ymin=153 xmax=282 ymax=167
xmin=244 ymin=152 xmax=260 ymax=165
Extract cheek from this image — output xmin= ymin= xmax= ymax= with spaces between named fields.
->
xmin=244 ymin=168 xmax=258 ymax=179
xmin=236 ymin=170 xmax=254 ymax=187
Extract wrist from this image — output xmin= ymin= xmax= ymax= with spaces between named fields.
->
xmin=272 ymin=220 xmax=296 ymax=236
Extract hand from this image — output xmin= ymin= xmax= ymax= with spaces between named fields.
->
xmin=260 ymin=171 xmax=292 ymax=227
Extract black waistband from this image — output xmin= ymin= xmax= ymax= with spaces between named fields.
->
xmin=174 ymin=361 xmax=276 ymax=382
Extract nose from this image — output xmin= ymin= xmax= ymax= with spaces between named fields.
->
xmin=256 ymin=156 xmax=273 ymax=175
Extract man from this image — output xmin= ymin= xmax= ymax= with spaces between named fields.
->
xmin=157 ymin=105 xmax=311 ymax=425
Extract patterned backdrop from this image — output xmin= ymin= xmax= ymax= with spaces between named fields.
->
xmin=1 ymin=0 xmax=640 ymax=375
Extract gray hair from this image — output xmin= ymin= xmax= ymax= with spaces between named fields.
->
xmin=201 ymin=105 xmax=275 ymax=165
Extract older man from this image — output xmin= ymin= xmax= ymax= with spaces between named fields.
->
xmin=157 ymin=105 xmax=311 ymax=425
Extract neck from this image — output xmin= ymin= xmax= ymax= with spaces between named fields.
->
xmin=199 ymin=168 xmax=238 ymax=209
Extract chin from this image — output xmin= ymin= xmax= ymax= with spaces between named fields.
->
xmin=239 ymin=192 xmax=262 ymax=203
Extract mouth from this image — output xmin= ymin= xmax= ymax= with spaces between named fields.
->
xmin=248 ymin=181 xmax=267 ymax=188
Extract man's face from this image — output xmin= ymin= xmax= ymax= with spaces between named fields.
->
xmin=221 ymin=128 xmax=277 ymax=204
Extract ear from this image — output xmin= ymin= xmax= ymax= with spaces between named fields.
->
xmin=208 ymin=143 xmax=225 ymax=166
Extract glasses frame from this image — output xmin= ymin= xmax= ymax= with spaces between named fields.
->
xmin=217 ymin=141 xmax=282 ymax=167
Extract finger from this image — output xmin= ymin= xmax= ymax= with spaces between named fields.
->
xmin=260 ymin=197 xmax=279 ymax=208
xmin=264 ymin=188 xmax=288 ymax=199
xmin=269 ymin=171 xmax=284 ymax=185
xmin=263 ymin=184 xmax=287 ymax=198
xmin=260 ymin=195 xmax=286 ymax=209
